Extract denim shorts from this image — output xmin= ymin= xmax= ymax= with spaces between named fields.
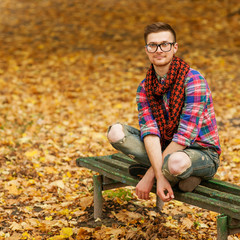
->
xmin=108 ymin=124 xmax=220 ymax=184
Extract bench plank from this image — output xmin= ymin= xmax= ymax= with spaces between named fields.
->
xmin=76 ymin=156 xmax=139 ymax=186
xmin=174 ymin=190 xmax=240 ymax=220
xmin=201 ymin=179 xmax=240 ymax=195
xmin=194 ymin=185 xmax=240 ymax=206
xmin=94 ymin=156 xmax=131 ymax=171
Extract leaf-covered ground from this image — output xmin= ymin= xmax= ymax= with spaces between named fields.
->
xmin=0 ymin=0 xmax=240 ymax=239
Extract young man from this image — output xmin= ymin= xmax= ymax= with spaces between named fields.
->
xmin=107 ymin=22 xmax=221 ymax=202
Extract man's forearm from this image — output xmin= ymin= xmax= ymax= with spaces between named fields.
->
xmin=143 ymin=135 xmax=163 ymax=180
xmin=144 ymin=137 xmax=186 ymax=178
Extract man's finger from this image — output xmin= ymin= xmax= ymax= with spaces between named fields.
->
xmin=158 ymin=190 xmax=168 ymax=201
xmin=167 ymin=186 xmax=175 ymax=199
xmin=144 ymin=193 xmax=149 ymax=199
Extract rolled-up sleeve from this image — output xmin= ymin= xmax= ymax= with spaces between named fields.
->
xmin=173 ymin=71 xmax=209 ymax=146
xmin=136 ymin=80 xmax=160 ymax=139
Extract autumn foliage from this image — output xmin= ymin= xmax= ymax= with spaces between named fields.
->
xmin=0 ymin=0 xmax=240 ymax=239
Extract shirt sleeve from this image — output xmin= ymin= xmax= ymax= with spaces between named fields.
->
xmin=136 ymin=80 xmax=161 ymax=139
xmin=172 ymin=70 xmax=209 ymax=146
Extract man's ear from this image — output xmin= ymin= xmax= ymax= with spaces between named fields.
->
xmin=173 ymin=42 xmax=178 ymax=54
xmin=145 ymin=46 xmax=149 ymax=55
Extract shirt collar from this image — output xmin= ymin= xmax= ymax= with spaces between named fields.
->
xmin=156 ymin=74 xmax=167 ymax=83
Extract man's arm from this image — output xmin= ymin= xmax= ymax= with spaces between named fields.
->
xmin=136 ymin=135 xmax=174 ymax=202
xmin=136 ymin=137 xmax=186 ymax=201
xmin=172 ymin=71 xmax=209 ymax=147
xmin=136 ymin=80 xmax=161 ymax=139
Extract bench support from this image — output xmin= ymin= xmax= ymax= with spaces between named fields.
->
xmin=92 ymin=174 xmax=164 ymax=219
xmin=217 ymin=214 xmax=240 ymax=240
xmin=156 ymin=195 xmax=164 ymax=211
xmin=217 ymin=214 xmax=228 ymax=240
xmin=93 ymin=175 xmax=127 ymax=219
xmin=93 ymin=175 xmax=103 ymax=219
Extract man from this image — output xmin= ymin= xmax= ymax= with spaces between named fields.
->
xmin=107 ymin=22 xmax=221 ymax=202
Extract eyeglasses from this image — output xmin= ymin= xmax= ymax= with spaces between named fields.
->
xmin=145 ymin=42 xmax=175 ymax=53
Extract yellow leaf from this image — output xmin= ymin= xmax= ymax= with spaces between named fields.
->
xmin=5 ymin=181 xmax=21 ymax=195
xmin=58 ymin=208 xmax=70 ymax=216
xmin=113 ymin=103 xmax=123 ymax=109
xmin=233 ymin=157 xmax=240 ymax=163
xmin=234 ymin=138 xmax=240 ymax=144
xmin=22 ymin=231 xmax=30 ymax=238
xmin=163 ymin=221 xmax=178 ymax=228
xmin=45 ymin=216 xmax=53 ymax=221
xmin=25 ymin=149 xmax=40 ymax=158
xmin=60 ymin=227 xmax=73 ymax=237
xmin=173 ymin=200 xmax=183 ymax=206
xmin=76 ymin=136 xmax=88 ymax=144
xmin=66 ymin=171 xmax=72 ymax=178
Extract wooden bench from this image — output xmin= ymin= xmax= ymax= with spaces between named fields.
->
xmin=76 ymin=152 xmax=240 ymax=240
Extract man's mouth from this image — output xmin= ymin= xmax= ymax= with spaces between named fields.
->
xmin=155 ymin=56 xmax=164 ymax=60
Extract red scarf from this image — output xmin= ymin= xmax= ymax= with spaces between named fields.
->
xmin=145 ymin=56 xmax=190 ymax=150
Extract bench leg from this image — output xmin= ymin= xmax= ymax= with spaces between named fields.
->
xmin=217 ymin=214 xmax=228 ymax=240
xmin=93 ymin=175 xmax=103 ymax=219
xmin=156 ymin=195 xmax=164 ymax=212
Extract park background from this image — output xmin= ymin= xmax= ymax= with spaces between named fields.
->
xmin=0 ymin=0 xmax=239 ymax=239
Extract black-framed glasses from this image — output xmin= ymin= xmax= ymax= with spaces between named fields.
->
xmin=145 ymin=42 xmax=175 ymax=53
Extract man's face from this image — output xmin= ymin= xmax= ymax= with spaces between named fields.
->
xmin=145 ymin=31 xmax=178 ymax=68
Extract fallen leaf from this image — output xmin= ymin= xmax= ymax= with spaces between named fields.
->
xmin=182 ymin=218 xmax=194 ymax=229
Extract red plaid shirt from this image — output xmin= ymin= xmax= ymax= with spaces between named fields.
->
xmin=136 ymin=68 xmax=221 ymax=155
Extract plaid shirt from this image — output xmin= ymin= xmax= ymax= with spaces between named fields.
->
xmin=136 ymin=68 xmax=221 ymax=155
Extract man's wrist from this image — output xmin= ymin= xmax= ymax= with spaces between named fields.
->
xmin=155 ymin=173 xmax=164 ymax=181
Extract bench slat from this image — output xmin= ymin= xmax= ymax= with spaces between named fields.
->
xmin=194 ymin=185 xmax=240 ymax=206
xmin=111 ymin=153 xmax=138 ymax=164
xmin=94 ymin=156 xmax=131 ymax=171
xmin=201 ymin=179 xmax=240 ymax=195
xmin=76 ymin=157 xmax=139 ymax=186
xmin=174 ymin=190 xmax=240 ymax=220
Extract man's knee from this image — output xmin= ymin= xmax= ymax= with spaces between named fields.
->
xmin=168 ymin=152 xmax=191 ymax=176
xmin=107 ymin=123 xmax=125 ymax=143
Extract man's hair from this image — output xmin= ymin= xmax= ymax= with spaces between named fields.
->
xmin=144 ymin=22 xmax=177 ymax=44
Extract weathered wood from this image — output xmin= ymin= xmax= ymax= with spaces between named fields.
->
xmin=217 ymin=215 xmax=228 ymax=240
xmin=93 ymin=175 xmax=103 ymax=219
xmin=102 ymin=176 xmax=127 ymax=190
xmin=94 ymin=155 xmax=131 ymax=171
xmin=111 ymin=153 xmax=137 ymax=164
xmin=228 ymin=217 xmax=240 ymax=235
xmin=201 ymin=179 xmax=240 ymax=196
xmin=174 ymin=190 xmax=240 ymax=220
xmin=156 ymin=195 xmax=164 ymax=211
xmin=76 ymin=153 xmax=240 ymax=238
xmin=194 ymin=185 xmax=240 ymax=206
xmin=76 ymin=156 xmax=139 ymax=186
xmin=76 ymin=154 xmax=240 ymax=220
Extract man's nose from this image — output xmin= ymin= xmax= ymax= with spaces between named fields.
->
xmin=156 ymin=45 xmax=163 ymax=52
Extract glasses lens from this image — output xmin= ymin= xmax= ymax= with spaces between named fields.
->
xmin=161 ymin=43 xmax=171 ymax=52
xmin=147 ymin=44 xmax=157 ymax=53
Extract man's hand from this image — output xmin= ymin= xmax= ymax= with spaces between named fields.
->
xmin=135 ymin=167 xmax=155 ymax=200
xmin=156 ymin=175 xmax=174 ymax=202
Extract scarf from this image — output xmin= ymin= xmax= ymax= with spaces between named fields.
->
xmin=145 ymin=56 xmax=190 ymax=150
